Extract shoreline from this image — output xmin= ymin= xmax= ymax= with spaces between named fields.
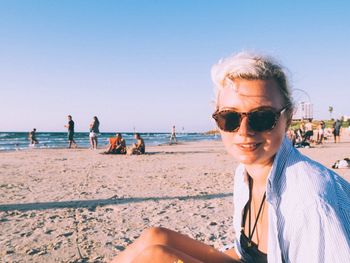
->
xmin=1 ymin=139 xmax=349 ymax=262
xmin=0 ymin=132 xmax=219 ymax=152
xmin=0 ymin=139 xmax=220 ymax=153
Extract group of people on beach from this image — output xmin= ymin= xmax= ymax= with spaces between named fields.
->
xmin=103 ymin=132 xmax=145 ymax=155
xmin=28 ymin=114 xmax=179 ymax=152
xmin=63 ymin=115 xmax=102 ymax=150
xmin=28 ymin=115 xmax=82 ymax=149
xmin=62 ymin=115 xmax=146 ymax=154
xmin=286 ymin=118 xmax=346 ymax=148
xmin=28 ymin=115 xmax=146 ymax=155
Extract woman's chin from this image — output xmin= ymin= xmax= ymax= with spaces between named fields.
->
xmin=230 ymin=149 xmax=275 ymax=167
xmin=236 ymin=156 xmax=259 ymax=165
xmin=228 ymin=148 xmax=261 ymax=164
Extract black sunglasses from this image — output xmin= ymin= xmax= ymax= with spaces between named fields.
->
xmin=212 ymin=105 xmax=289 ymax=132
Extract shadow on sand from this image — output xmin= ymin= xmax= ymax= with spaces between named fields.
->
xmin=0 ymin=193 xmax=232 ymax=212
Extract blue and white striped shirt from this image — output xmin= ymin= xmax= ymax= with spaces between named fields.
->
xmin=233 ymin=136 xmax=350 ymax=262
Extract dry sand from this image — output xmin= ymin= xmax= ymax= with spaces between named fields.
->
xmin=0 ymin=135 xmax=349 ymax=262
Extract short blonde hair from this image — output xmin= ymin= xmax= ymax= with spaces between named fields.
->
xmin=211 ymin=51 xmax=293 ymax=111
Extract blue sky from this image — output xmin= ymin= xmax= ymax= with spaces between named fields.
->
xmin=1 ymin=0 xmax=349 ymax=132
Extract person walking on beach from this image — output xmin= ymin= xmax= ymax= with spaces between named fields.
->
xmin=89 ymin=116 xmax=100 ymax=149
xmin=64 ymin=115 xmax=77 ymax=148
xmin=333 ymin=119 xmax=341 ymax=143
xmin=28 ymin=128 xmax=39 ymax=146
xmin=169 ymin=125 xmax=177 ymax=144
xmin=111 ymin=51 xmax=350 ymax=263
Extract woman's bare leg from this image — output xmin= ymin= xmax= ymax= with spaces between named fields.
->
xmin=111 ymin=227 xmax=238 ymax=263
xmin=131 ymin=244 xmax=202 ymax=263
xmin=92 ymin=137 xmax=97 ymax=149
xmin=89 ymin=137 xmax=93 ymax=148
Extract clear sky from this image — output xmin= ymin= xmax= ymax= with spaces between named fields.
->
xmin=1 ymin=0 xmax=349 ymax=132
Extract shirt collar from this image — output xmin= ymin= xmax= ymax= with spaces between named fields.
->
xmin=266 ymin=136 xmax=294 ymax=205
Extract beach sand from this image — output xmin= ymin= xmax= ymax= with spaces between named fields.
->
xmin=1 ymin=135 xmax=349 ymax=262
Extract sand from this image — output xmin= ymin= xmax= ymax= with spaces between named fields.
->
xmin=1 ymin=135 xmax=349 ymax=262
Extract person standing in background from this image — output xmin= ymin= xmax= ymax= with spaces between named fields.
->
xmin=28 ymin=128 xmax=39 ymax=146
xmin=89 ymin=116 xmax=100 ymax=149
xmin=64 ymin=115 xmax=77 ymax=148
xmin=304 ymin=119 xmax=314 ymax=142
xmin=316 ymin=120 xmax=325 ymax=144
xmin=333 ymin=119 xmax=342 ymax=143
xmin=169 ymin=125 xmax=177 ymax=144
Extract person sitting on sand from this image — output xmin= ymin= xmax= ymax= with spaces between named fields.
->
xmin=127 ymin=133 xmax=145 ymax=155
xmin=104 ymin=133 xmax=126 ymax=154
xmin=28 ymin=128 xmax=39 ymax=145
xmin=111 ymin=51 xmax=350 ymax=263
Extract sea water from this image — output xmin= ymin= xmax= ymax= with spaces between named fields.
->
xmin=0 ymin=132 xmax=220 ymax=151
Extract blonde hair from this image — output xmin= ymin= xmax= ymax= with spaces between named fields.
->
xmin=211 ymin=51 xmax=293 ymax=111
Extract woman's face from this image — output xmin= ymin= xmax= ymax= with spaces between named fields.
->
xmin=218 ymin=79 xmax=290 ymax=167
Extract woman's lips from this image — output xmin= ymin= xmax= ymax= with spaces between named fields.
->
xmin=235 ymin=142 xmax=262 ymax=152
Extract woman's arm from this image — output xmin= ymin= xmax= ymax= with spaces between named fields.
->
xmin=135 ymin=139 xmax=142 ymax=148
xmin=223 ymin=249 xmax=240 ymax=261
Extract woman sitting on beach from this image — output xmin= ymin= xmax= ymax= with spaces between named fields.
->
xmin=104 ymin=133 xmax=126 ymax=154
xmin=127 ymin=133 xmax=145 ymax=155
xmin=111 ymin=52 xmax=350 ymax=262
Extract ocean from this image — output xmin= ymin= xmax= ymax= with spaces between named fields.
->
xmin=0 ymin=132 xmax=220 ymax=151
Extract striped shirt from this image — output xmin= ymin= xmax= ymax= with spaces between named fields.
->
xmin=232 ymin=136 xmax=350 ymax=262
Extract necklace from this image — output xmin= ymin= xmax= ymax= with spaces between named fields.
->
xmin=247 ymin=177 xmax=266 ymax=247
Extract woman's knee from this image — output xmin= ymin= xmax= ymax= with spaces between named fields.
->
xmin=132 ymin=244 xmax=178 ymax=263
xmin=140 ymin=227 xmax=171 ymax=245
xmin=141 ymin=244 xmax=168 ymax=257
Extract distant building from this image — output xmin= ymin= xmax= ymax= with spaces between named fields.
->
xmin=293 ymin=102 xmax=313 ymax=120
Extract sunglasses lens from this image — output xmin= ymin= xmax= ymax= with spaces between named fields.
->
xmin=213 ymin=108 xmax=281 ymax=132
xmin=249 ymin=110 xmax=277 ymax=132
xmin=215 ymin=111 xmax=241 ymax=131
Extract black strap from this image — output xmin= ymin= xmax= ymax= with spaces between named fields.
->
xmin=242 ymin=176 xmax=266 ymax=246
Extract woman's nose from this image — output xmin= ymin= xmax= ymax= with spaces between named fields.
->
xmin=238 ymin=116 xmax=255 ymax=136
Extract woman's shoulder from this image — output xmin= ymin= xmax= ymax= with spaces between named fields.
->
xmin=281 ymin=152 xmax=349 ymax=208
